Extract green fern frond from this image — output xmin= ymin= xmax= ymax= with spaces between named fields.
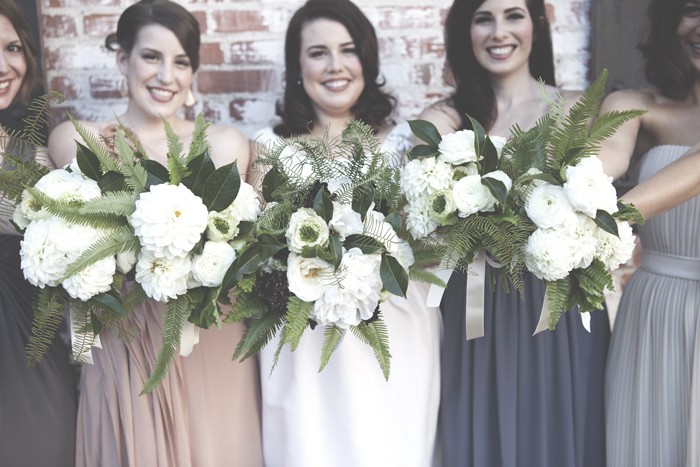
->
xmin=227 ymin=294 xmax=266 ymax=322
xmin=586 ymin=109 xmax=646 ymax=152
xmin=78 ymin=191 xmax=138 ymax=216
xmin=281 ymin=296 xmax=313 ymax=351
xmin=161 ymin=118 xmax=188 ymax=185
xmin=25 ymin=287 xmax=65 ymax=365
xmin=268 ymin=327 xmax=287 ymax=376
xmin=232 ymin=313 xmax=284 ymax=361
xmin=319 ymin=325 xmax=345 ymax=372
xmin=350 ymin=317 xmax=391 ymax=380
xmin=114 ymin=130 xmax=147 ymax=193
xmin=11 ymin=90 xmax=65 ymax=148
xmin=409 ymin=267 xmax=446 ymax=287
xmin=141 ymin=295 xmax=193 ymax=394
xmin=121 ymin=283 xmax=148 ymax=313
xmin=68 ymin=115 xmax=116 ymax=171
xmin=185 ymin=114 xmax=211 ymax=164
xmin=545 ymin=278 xmax=571 ymax=330
xmin=63 ymin=226 xmax=139 ymax=278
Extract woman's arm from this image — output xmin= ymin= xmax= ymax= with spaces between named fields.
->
xmin=47 ymin=120 xmax=86 ymax=169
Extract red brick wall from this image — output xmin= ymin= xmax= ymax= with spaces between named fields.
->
xmin=38 ymin=0 xmax=591 ymax=137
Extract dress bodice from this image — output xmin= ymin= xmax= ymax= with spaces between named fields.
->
xmin=637 ymin=145 xmax=700 ymax=259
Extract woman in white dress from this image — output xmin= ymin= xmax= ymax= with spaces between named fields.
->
xmin=599 ymin=0 xmax=700 ymax=465
xmin=254 ymin=1 xmax=441 ymax=466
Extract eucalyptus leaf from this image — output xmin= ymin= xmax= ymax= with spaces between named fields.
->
xmin=202 ymin=162 xmax=241 ymax=212
xmin=380 ymin=255 xmax=408 ymax=298
xmin=408 ymin=120 xmax=442 ymax=147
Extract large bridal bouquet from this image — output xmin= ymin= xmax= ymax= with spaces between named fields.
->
xmin=224 ymin=121 xmax=439 ymax=379
xmin=403 ymin=72 xmax=644 ymax=330
xmin=5 ymin=114 xmax=259 ymax=392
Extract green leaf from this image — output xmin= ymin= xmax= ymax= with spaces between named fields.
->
xmin=188 ymin=287 xmax=220 ymax=329
xmin=328 ymin=234 xmax=343 ymax=268
xmin=518 ymin=172 xmax=561 ymax=186
xmin=232 ymin=314 xmax=284 ymax=361
xmin=76 ymin=142 xmax=102 ymax=181
xmin=319 ymin=326 xmax=345 ymax=372
xmin=344 ymin=234 xmax=385 ymax=254
xmin=466 ymin=114 xmax=486 ymax=156
xmin=25 ymin=287 xmax=65 ymax=365
xmin=351 ymin=184 xmax=374 ymax=221
xmin=90 ymin=312 xmax=102 ymax=336
xmin=380 ymin=254 xmax=408 ymax=298
xmin=384 ymin=211 xmax=401 ymax=231
xmin=88 ymin=292 xmax=126 ymax=318
xmin=262 ymin=166 xmax=287 ymax=203
xmin=220 ymin=245 xmax=264 ymax=294
xmin=202 ymin=162 xmax=241 ymax=212
xmin=141 ymin=159 xmax=169 ymax=186
xmin=237 ymin=221 xmax=254 ymax=237
xmin=481 ymin=137 xmax=499 ymax=173
xmin=313 ymin=189 xmax=334 ymax=223
xmin=614 ymin=201 xmax=644 ymax=225
xmin=481 ymin=176 xmax=507 ymax=207
xmin=257 ymin=233 xmax=286 ymax=259
xmin=351 ymin=319 xmax=391 ymax=380
xmin=408 ymin=144 xmax=439 ymax=161
xmin=594 ymin=209 xmax=619 ymax=236
xmin=98 ymin=171 xmax=127 ymax=193
xmin=408 ymin=119 xmax=442 ymax=147
xmin=182 ymin=150 xmax=216 ymax=197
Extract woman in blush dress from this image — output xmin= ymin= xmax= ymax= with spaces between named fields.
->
xmin=48 ymin=1 xmax=262 ymax=466
xmin=599 ymin=0 xmax=700 ymax=465
xmin=418 ymin=0 xmax=610 ymax=465
xmin=253 ymin=1 xmax=441 ymax=466
xmin=0 ymin=1 xmax=77 ymax=466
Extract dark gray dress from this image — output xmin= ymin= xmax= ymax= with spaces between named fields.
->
xmin=439 ymin=268 xmax=609 ymax=467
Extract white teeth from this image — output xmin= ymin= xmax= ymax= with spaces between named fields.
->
xmin=489 ymin=46 xmax=513 ymax=55
xmin=0 ymin=81 xmax=9 ymax=90
xmin=324 ymin=80 xmax=349 ymax=90
xmin=149 ymin=88 xmax=174 ymax=98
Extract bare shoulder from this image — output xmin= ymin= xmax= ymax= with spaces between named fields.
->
xmin=48 ymin=119 xmax=105 ymax=169
xmin=206 ymin=123 xmax=250 ymax=170
xmin=601 ymin=88 xmax=655 ymax=112
xmin=417 ymin=100 xmax=461 ymax=135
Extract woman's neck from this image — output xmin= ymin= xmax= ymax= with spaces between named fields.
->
xmin=310 ymin=112 xmax=354 ymax=140
xmin=119 ymin=104 xmax=182 ymax=135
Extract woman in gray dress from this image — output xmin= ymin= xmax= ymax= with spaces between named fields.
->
xmin=417 ymin=0 xmax=610 ymax=465
xmin=600 ymin=0 xmax=700 ymax=465
xmin=0 ymin=0 xmax=77 ymax=465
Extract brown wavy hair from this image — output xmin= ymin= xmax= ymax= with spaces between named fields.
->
xmin=0 ymin=0 xmax=40 ymax=104
xmin=274 ymin=0 xmax=395 ymax=137
xmin=445 ymin=0 xmax=555 ymax=131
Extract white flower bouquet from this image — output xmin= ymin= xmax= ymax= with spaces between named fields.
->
xmin=404 ymin=72 xmax=644 ymax=329
xmin=224 ymin=121 xmax=440 ymax=379
xmin=5 ymin=114 xmax=259 ymax=392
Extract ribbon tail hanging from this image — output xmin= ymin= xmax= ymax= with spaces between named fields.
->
xmin=465 ymin=255 xmax=486 ymax=340
xmin=179 ymin=321 xmax=201 ymax=357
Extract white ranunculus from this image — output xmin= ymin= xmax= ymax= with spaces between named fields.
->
xmin=564 ymin=157 xmax=618 ymax=217
xmin=525 ymin=183 xmax=577 ymax=229
xmin=329 ymin=202 xmax=363 ymax=241
xmin=364 ymin=210 xmax=415 ymax=270
xmin=228 ymin=182 xmax=261 ymax=222
xmin=405 ymin=197 xmax=439 ymax=239
xmin=400 ymin=157 xmax=453 ymax=202
xmin=287 ymin=253 xmax=333 ymax=302
xmin=62 ymin=256 xmax=116 ymax=300
xmin=564 ymin=214 xmax=599 ymax=269
xmin=130 ymin=183 xmax=208 ymax=259
xmin=437 ymin=130 xmax=477 ymax=165
xmin=35 ymin=168 xmax=100 ymax=203
xmin=595 ymin=221 xmax=636 ymax=270
xmin=286 ymin=208 xmax=329 ymax=253
xmin=135 ymin=250 xmax=191 ymax=302
xmin=313 ymin=248 xmax=382 ymax=328
xmin=115 ymin=250 xmax=138 ymax=274
xmin=524 ymin=228 xmax=578 ymax=281
xmin=452 ymin=174 xmax=492 ymax=217
xmin=451 ymin=163 xmax=478 ymax=184
xmin=207 ymin=210 xmax=239 ymax=242
xmin=191 ymin=241 xmax=237 ymax=287
xmin=481 ymin=170 xmax=512 ymax=211
xmin=17 ymin=190 xmax=50 ymax=225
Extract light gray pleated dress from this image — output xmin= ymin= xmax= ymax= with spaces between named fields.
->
xmin=606 ymin=145 xmax=700 ymax=467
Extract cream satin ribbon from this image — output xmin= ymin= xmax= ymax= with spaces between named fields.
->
xmin=179 ymin=321 xmax=201 ymax=356
xmin=533 ymin=286 xmax=591 ymax=335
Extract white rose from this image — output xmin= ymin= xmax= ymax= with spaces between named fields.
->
xmin=286 ymin=208 xmax=329 ymax=253
xmin=130 ymin=183 xmax=209 ymax=259
xmin=329 ymin=202 xmax=363 ymax=241
xmin=279 ymin=144 xmax=313 ymax=181
xmin=564 ymin=157 xmax=618 ymax=217
xmin=115 ymin=250 xmax=137 ymax=274
xmin=287 ymin=253 xmax=333 ymax=302
xmin=595 ymin=221 xmax=636 ymax=270
xmin=62 ymin=256 xmax=116 ymax=300
xmin=437 ymin=130 xmax=478 ymax=165
xmin=191 ymin=241 xmax=237 ymax=287
xmin=525 ymin=183 xmax=577 ymax=229
xmin=313 ymin=248 xmax=382 ymax=328
xmin=228 ymin=182 xmax=261 ymax=222
xmin=135 ymin=250 xmax=191 ymax=302
xmin=524 ymin=228 xmax=578 ymax=281
xmin=452 ymin=174 xmax=492 ymax=217
xmin=482 ymin=170 xmax=512 ymax=211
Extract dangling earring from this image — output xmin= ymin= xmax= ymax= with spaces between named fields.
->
xmin=119 ymin=78 xmax=129 ymax=98
xmin=297 ymin=77 xmax=303 ymax=87
xmin=185 ymin=88 xmax=196 ymax=107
